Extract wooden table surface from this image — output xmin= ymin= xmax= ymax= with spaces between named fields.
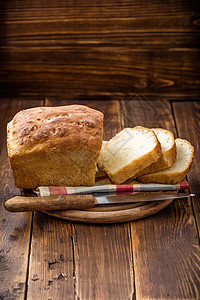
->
xmin=0 ymin=99 xmax=199 ymax=300
xmin=0 ymin=0 xmax=200 ymax=298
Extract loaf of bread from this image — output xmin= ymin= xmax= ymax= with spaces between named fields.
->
xmin=7 ymin=105 xmax=103 ymax=189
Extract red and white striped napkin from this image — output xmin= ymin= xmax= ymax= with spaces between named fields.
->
xmin=37 ymin=173 xmax=189 ymax=196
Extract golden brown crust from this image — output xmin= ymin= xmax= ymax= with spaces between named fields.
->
xmin=137 ymin=139 xmax=176 ymax=176
xmin=138 ymin=167 xmax=190 ymax=184
xmin=138 ymin=139 xmax=194 ymax=184
xmin=163 ymin=142 xmax=177 ymax=167
xmin=7 ymin=105 xmax=104 ymax=188
xmin=8 ymin=105 xmax=103 ymax=156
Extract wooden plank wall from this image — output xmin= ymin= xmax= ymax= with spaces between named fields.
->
xmin=0 ymin=0 xmax=200 ymax=101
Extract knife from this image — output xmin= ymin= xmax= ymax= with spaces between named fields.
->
xmin=4 ymin=192 xmax=195 ymax=212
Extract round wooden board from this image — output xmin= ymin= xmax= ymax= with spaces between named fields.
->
xmin=43 ymin=199 xmax=173 ymax=223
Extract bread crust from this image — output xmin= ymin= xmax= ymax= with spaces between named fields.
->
xmin=7 ymin=105 xmax=103 ymax=188
xmin=106 ymin=141 xmax=161 ymax=184
xmin=8 ymin=105 xmax=103 ymax=155
xmin=136 ymin=128 xmax=176 ymax=176
xmin=138 ymin=139 xmax=194 ymax=184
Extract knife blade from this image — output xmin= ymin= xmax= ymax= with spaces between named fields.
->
xmin=4 ymin=192 xmax=195 ymax=212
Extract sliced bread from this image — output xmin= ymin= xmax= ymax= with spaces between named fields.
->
xmin=97 ymin=126 xmax=162 ymax=184
xmin=138 ymin=138 xmax=194 ymax=184
xmin=136 ymin=128 xmax=176 ymax=176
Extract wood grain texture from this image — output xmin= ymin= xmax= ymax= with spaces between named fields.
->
xmin=172 ymin=101 xmax=200 ymax=235
xmin=45 ymin=99 xmax=134 ymax=299
xmin=5 ymin=194 xmax=95 ymax=212
xmin=131 ymin=205 xmax=200 ymax=299
xmin=0 ymin=100 xmax=41 ymax=300
xmin=0 ymin=99 xmax=200 ymax=299
xmin=71 ymin=223 xmax=134 ymax=300
xmin=121 ymin=100 xmax=200 ymax=299
xmin=120 ymin=98 xmax=177 ymax=134
xmin=0 ymin=0 xmax=200 ymax=100
xmin=27 ymin=213 xmax=75 ymax=300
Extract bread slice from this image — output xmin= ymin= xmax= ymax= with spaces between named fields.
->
xmin=136 ymin=128 xmax=176 ymax=176
xmin=138 ymin=138 xmax=194 ymax=184
xmin=97 ymin=126 xmax=162 ymax=184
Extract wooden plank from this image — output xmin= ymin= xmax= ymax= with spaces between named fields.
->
xmin=71 ymin=223 xmax=134 ymax=300
xmin=27 ymin=213 xmax=75 ymax=300
xmin=121 ymin=99 xmax=200 ymax=299
xmin=0 ymin=0 xmax=200 ymax=100
xmin=0 ymin=49 xmax=199 ymax=100
xmin=172 ymin=101 xmax=200 ymax=234
xmin=0 ymin=100 xmax=42 ymax=300
xmin=0 ymin=0 xmax=198 ymax=14
xmin=1 ymin=0 xmax=199 ymax=46
xmin=46 ymin=99 xmax=134 ymax=299
xmin=120 ymin=98 xmax=177 ymax=134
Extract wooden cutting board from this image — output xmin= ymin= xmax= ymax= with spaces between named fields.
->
xmin=42 ymin=199 xmax=173 ymax=223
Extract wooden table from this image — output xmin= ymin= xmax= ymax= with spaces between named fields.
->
xmin=0 ymin=99 xmax=199 ymax=300
xmin=0 ymin=0 xmax=200 ymax=298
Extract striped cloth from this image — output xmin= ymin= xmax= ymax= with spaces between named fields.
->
xmin=37 ymin=175 xmax=189 ymax=196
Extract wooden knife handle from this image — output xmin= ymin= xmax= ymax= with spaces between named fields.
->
xmin=4 ymin=195 xmax=95 ymax=212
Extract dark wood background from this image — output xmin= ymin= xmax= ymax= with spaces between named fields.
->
xmin=0 ymin=0 xmax=200 ymax=101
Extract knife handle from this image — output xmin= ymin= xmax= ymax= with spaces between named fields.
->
xmin=4 ymin=195 xmax=95 ymax=212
